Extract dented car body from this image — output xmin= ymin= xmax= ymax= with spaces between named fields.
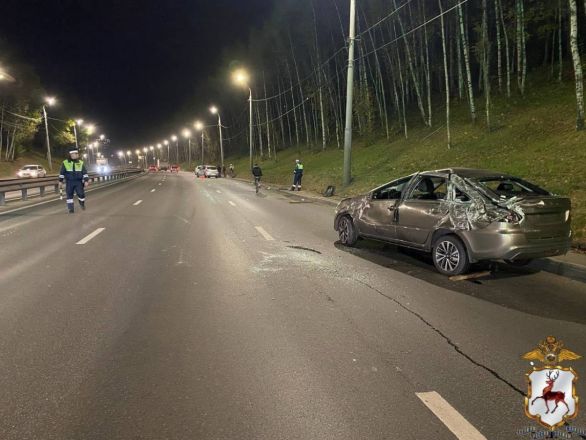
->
xmin=334 ymin=168 xmax=572 ymax=275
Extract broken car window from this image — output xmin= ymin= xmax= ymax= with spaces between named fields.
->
xmin=407 ymin=176 xmax=447 ymax=201
xmin=372 ymin=177 xmax=411 ymax=200
xmin=474 ymin=177 xmax=550 ymax=199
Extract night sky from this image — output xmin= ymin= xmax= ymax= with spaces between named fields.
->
xmin=0 ymin=0 xmax=276 ymax=146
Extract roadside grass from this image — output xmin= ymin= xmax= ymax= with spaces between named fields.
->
xmin=229 ymin=79 xmax=586 ymax=245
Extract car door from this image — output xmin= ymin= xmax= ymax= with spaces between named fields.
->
xmin=395 ymin=174 xmax=448 ymax=247
xmin=355 ymin=177 xmax=412 ymax=239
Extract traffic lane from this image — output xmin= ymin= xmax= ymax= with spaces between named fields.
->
xmin=209 ymin=177 xmax=586 ymax=435
xmin=0 ymin=172 xmax=182 ymax=439
xmin=192 ymin=179 xmax=530 ymax=438
xmin=0 ymin=174 xmax=159 ymax=287
xmin=0 ymin=172 xmax=452 ymax=440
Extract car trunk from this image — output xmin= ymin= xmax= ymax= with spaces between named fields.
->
xmin=515 ymin=196 xmax=571 ymax=241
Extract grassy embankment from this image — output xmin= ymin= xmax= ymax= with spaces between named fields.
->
xmin=229 ymin=78 xmax=586 ymax=245
xmin=0 ymin=151 xmax=61 ymax=178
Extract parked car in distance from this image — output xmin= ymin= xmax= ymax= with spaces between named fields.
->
xmin=334 ymin=168 xmax=572 ymax=276
xmin=17 ymin=165 xmax=47 ymax=178
xmin=170 ymin=164 xmax=180 ymax=172
xmin=148 ymin=165 xmax=157 ymax=172
xmin=195 ymin=165 xmax=219 ymax=178
xmin=204 ymin=165 xmax=219 ymax=178
xmin=159 ymin=161 xmax=170 ymax=171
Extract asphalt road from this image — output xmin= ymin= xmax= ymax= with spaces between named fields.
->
xmin=1 ymin=172 xmax=585 ymax=440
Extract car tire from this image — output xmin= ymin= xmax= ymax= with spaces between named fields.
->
xmin=338 ymin=216 xmax=358 ymax=247
xmin=432 ymin=235 xmax=470 ymax=276
xmin=504 ymin=259 xmax=533 ymax=267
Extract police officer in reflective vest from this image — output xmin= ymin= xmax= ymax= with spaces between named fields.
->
xmin=291 ymin=159 xmax=304 ymax=191
xmin=59 ymin=148 xmax=89 ymax=213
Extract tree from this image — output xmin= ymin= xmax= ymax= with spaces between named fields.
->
xmin=569 ymin=0 xmax=585 ymax=130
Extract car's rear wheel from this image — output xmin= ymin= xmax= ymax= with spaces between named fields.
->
xmin=338 ymin=216 xmax=358 ymax=247
xmin=432 ymin=235 xmax=470 ymax=276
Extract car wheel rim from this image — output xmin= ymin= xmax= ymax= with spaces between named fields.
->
xmin=436 ymin=241 xmax=460 ymax=273
xmin=340 ymin=219 xmax=350 ymax=243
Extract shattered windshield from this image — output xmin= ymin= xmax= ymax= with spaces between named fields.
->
xmin=472 ymin=177 xmax=550 ymax=199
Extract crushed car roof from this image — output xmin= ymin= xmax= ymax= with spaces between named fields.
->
xmin=428 ymin=168 xmax=513 ymax=179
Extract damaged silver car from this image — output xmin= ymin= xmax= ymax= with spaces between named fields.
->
xmin=334 ymin=168 xmax=572 ymax=276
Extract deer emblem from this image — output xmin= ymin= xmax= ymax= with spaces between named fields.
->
xmin=531 ymin=370 xmax=570 ymax=415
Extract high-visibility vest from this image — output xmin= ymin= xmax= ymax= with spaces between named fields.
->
xmin=296 ymin=163 xmax=304 ymax=172
xmin=62 ymin=160 xmax=85 ymax=172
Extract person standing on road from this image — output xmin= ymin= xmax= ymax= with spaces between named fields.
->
xmin=291 ymin=159 xmax=304 ymax=191
xmin=59 ymin=148 xmax=89 ymax=213
xmin=252 ymin=163 xmax=262 ymax=183
xmin=229 ymin=163 xmax=234 ymax=177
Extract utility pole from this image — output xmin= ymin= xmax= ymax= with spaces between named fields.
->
xmin=42 ymin=105 xmax=52 ymax=171
xmin=342 ymin=0 xmax=356 ymax=187
xmin=248 ymin=88 xmax=253 ymax=171
xmin=218 ymin=114 xmax=224 ymax=171
xmin=201 ymin=130 xmax=205 ymax=164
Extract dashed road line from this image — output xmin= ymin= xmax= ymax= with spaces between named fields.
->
xmin=255 ymin=226 xmax=274 ymax=241
xmin=416 ymin=392 xmax=486 ymax=440
xmin=151 ymin=189 xmax=156 ymax=193
xmin=158 ymin=183 xmax=162 ymax=186
xmin=133 ymin=200 xmax=143 ymax=206
xmin=76 ymin=228 xmax=106 ymax=245
xmin=216 ymin=190 xmax=222 ymax=194
xmin=228 ymin=201 xmax=237 ymax=207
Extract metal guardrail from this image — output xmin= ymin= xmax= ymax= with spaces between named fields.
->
xmin=0 ymin=169 xmax=143 ymax=206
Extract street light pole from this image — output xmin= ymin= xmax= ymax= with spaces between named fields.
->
xmin=73 ymin=124 xmax=79 ymax=149
xmin=210 ymin=106 xmax=224 ymax=174
xmin=342 ymin=0 xmax=356 ymax=187
xmin=248 ymin=87 xmax=253 ymax=172
xmin=42 ymin=105 xmax=52 ymax=171
xmin=201 ymin=129 xmax=205 ymax=165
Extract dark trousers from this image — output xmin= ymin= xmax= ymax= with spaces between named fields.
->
xmin=66 ymin=180 xmax=85 ymax=210
xmin=293 ymin=173 xmax=303 ymax=187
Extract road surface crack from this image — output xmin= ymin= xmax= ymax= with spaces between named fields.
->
xmin=353 ymin=278 xmax=525 ymax=396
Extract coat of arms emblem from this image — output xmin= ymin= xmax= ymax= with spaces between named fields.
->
xmin=522 ymin=336 xmax=581 ymax=430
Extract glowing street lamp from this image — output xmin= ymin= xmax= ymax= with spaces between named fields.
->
xmin=85 ymin=124 xmax=95 ymax=135
xmin=210 ymin=105 xmax=224 ymax=172
xmin=232 ymin=68 xmax=253 ymax=170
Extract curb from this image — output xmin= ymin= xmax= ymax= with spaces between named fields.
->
xmin=530 ymin=258 xmax=586 ymax=284
xmin=232 ymin=177 xmax=341 ymax=207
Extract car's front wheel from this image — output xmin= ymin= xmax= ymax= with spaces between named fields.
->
xmin=432 ymin=235 xmax=470 ymax=276
xmin=338 ymin=216 xmax=358 ymax=247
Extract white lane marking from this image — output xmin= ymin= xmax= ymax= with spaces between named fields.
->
xmin=76 ymin=228 xmax=106 ymax=245
xmin=158 ymin=183 xmax=162 ymax=186
xmin=255 ymin=226 xmax=274 ymax=241
xmin=151 ymin=189 xmax=156 ymax=193
xmin=216 ymin=190 xmax=222 ymax=194
xmin=228 ymin=201 xmax=237 ymax=207
xmin=416 ymin=392 xmax=487 ymax=440
xmin=133 ymin=200 xmax=143 ymax=206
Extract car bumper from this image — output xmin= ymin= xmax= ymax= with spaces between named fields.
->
xmin=460 ymin=227 xmax=571 ymax=262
